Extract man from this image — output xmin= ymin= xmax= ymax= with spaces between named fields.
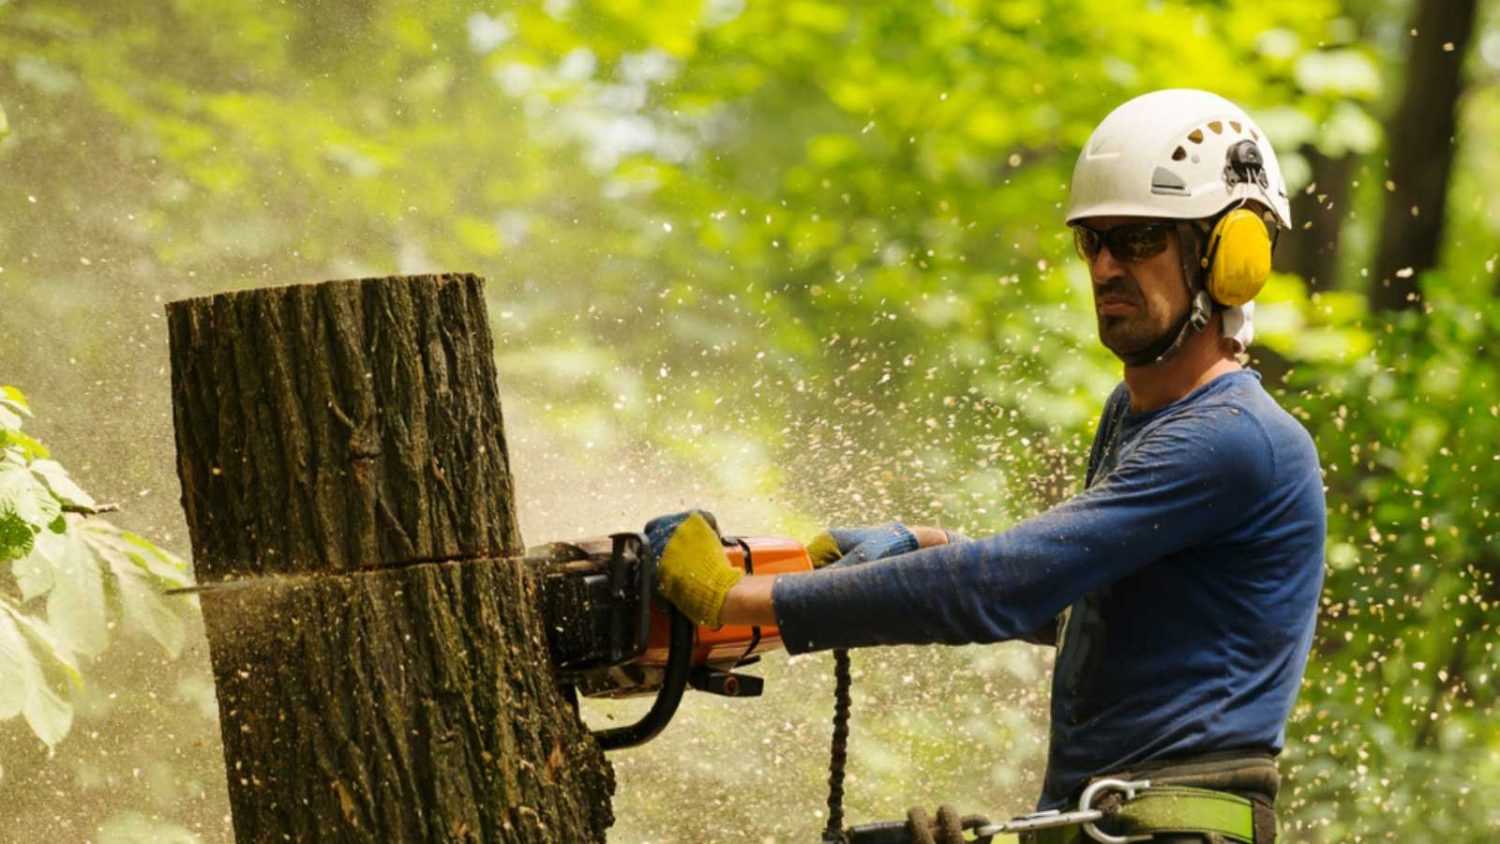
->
xmin=649 ymin=90 xmax=1325 ymax=841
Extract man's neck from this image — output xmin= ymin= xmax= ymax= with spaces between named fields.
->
xmin=1122 ymin=324 xmax=1241 ymax=413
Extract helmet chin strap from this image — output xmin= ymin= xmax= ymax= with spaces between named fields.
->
xmin=1118 ymin=290 xmax=1213 ymax=367
xmin=1117 ymin=222 xmax=1214 ymax=368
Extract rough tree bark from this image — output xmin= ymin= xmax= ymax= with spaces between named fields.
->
xmin=167 ymin=274 xmax=613 ymax=842
xmin=1284 ymin=145 xmax=1354 ymax=294
xmin=1370 ymin=0 xmax=1479 ymax=312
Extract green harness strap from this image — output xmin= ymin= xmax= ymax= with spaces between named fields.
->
xmin=1025 ymin=786 xmax=1257 ymax=844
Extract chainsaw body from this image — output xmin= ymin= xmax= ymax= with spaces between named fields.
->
xmin=529 ymin=531 xmax=811 ymax=748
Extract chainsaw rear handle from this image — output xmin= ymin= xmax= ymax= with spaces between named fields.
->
xmin=838 ymin=822 xmax=912 ymax=844
xmin=590 ymin=596 xmax=695 ymax=750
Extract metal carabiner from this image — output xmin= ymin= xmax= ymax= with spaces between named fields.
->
xmin=971 ymin=777 xmax=1152 ymax=842
xmin=974 ymin=807 xmax=1104 ymax=837
xmin=1078 ymin=778 xmax=1152 ymax=844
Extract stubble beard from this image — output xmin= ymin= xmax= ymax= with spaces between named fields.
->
xmin=1095 ymin=277 xmax=1170 ymax=360
xmin=1098 ymin=309 xmax=1163 ymax=359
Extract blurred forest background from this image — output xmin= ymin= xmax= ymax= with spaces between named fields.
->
xmin=2 ymin=0 xmax=1498 ymax=841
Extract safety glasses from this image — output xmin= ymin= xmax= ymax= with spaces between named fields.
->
xmin=1071 ymin=221 xmax=1174 ymax=264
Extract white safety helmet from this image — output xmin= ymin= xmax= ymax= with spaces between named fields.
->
xmin=1068 ymin=90 xmax=1287 ymax=361
xmin=1066 ymin=89 xmax=1291 ymax=230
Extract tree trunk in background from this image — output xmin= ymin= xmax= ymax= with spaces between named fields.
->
xmin=1284 ymin=146 xmax=1354 ymax=294
xmin=166 ymin=275 xmax=613 ymax=843
xmin=1370 ymin=0 xmax=1479 ymax=312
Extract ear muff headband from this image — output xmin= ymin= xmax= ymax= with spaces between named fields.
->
xmin=1201 ymin=207 xmax=1272 ymax=306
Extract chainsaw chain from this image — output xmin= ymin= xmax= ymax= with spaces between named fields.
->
xmin=822 ymin=647 xmax=853 ymax=843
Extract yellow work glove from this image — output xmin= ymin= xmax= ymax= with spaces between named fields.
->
xmin=644 ymin=510 xmax=745 ymax=628
xmin=806 ymin=531 xmax=844 ymax=569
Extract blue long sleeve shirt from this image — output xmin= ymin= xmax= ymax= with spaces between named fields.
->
xmin=771 ymin=369 xmax=1325 ymax=809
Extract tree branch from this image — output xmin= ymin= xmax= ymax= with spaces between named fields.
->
xmin=61 ymin=502 xmax=120 ymax=516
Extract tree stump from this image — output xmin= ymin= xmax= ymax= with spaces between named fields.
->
xmin=166 ymin=274 xmax=613 ymax=842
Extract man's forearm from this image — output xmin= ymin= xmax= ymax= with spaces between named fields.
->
xmin=717 ymin=524 xmax=954 ymax=627
xmin=908 ymin=525 xmax=953 ymax=548
xmin=720 ymin=573 xmax=781 ymax=626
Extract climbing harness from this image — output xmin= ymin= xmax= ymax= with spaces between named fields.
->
xmin=987 ymin=779 xmax=1258 ymax=844
xmin=821 ymin=650 xmax=1264 ymax=843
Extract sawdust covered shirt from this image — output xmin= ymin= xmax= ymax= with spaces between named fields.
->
xmin=771 ymin=369 xmax=1326 ymax=810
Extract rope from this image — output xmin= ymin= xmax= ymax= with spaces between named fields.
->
xmin=822 ymin=647 xmax=852 ymax=843
xmin=906 ymin=805 xmax=992 ymax=844
xmin=821 ymin=647 xmax=993 ymax=844
xmin=906 ymin=807 xmax=934 ymax=844
xmin=935 ymin=806 xmax=967 ymax=843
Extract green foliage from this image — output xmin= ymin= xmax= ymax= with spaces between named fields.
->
xmin=2 ymin=0 xmax=1498 ymax=840
xmin=1273 ymin=291 xmax=1500 ymax=838
xmin=0 ymin=385 xmax=193 ymax=759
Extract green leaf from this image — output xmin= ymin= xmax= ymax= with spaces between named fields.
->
xmin=0 ymin=430 xmax=50 ymax=460
xmin=100 ymin=545 xmax=187 ymax=658
xmin=80 ymin=522 xmax=191 ymax=655
xmin=0 ymin=607 xmax=31 ymax=719
xmin=44 ymin=528 xmax=108 ymax=658
xmin=0 ymin=605 xmax=77 ymax=748
xmin=4 ymin=603 xmax=80 ymax=683
xmin=122 ymin=533 xmax=189 ymax=582
xmin=22 ymin=667 xmax=73 ymax=749
xmin=0 ymin=387 xmax=29 ymax=430
xmin=0 ymin=463 xmax=63 ymax=529
xmin=0 ymin=386 xmax=28 ymax=417
xmin=0 ymin=509 xmax=34 ymax=563
xmin=30 ymin=459 xmax=96 ymax=509
xmin=81 ymin=522 xmax=192 ymax=586
xmin=12 ymin=533 xmax=56 ymax=601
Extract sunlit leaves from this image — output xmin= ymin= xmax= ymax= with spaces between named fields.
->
xmin=79 ymin=520 xmax=192 ymax=657
xmin=0 ymin=602 xmax=80 ymax=749
xmin=0 ymin=458 xmax=62 ymax=562
xmin=1295 ymin=48 xmax=1384 ymax=98
xmin=2 ymin=0 xmax=1496 ymax=837
xmin=1276 ymin=293 xmax=1500 ymax=837
xmin=29 ymin=458 xmax=95 ymax=510
xmin=1255 ymin=272 xmax=1375 ymax=363
xmin=1319 ymin=101 xmax=1384 ymax=157
xmin=0 ymin=610 xmax=29 ymax=719
xmin=0 ymin=385 xmax=193 ymax=750
xmin=39 ymin=528 xmax=108 ymax=658
xmin=0 ymin=385 xmax=29 ymax=426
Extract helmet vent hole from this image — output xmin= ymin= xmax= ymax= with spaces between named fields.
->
xmin=1188 ymin=129 xmax=1204 ymax=144
xmin=1230 ymin=121 xmax=1243 ymax=133
xmin=1208 ymin=121 xmax=1223 ymax=134
xmin=1172 ymin=146 xmax=1187 ymax=161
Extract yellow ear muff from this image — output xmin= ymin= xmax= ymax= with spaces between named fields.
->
xmin=1203 ymin=208 xmax=1272 ymax=306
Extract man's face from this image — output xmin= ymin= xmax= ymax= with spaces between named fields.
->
xmin=1074 ymin=216 xmax=1190 ymax=360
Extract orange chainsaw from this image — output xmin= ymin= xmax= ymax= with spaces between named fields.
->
xmin=528 ymin=529 xmax=812 ymax=750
